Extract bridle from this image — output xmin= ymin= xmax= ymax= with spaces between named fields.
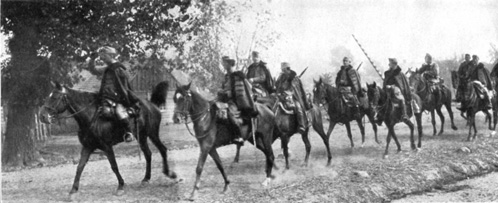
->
xmin=174 ymin=90 xmax=212 ymax=138
xmin=43 ymin=92 xmax=92 ymax=120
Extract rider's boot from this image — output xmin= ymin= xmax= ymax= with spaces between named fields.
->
xmin=295 ymin=103 xmax=307 ymax=134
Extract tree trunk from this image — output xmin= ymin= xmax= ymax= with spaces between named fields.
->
xmin=2 ymin=104 xmax=44 ymax=168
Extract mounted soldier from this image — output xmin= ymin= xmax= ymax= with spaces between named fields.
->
xmin=416 ymin=53 xmax=443 ymax=104
xmin=246 ymin=51 xmax=275 ymax=98
xmin=382 ymin=58 xmax=412 ymax=122
xmin=335 ymin=57 xmax=362 ymax=116
xmin=218 ymin=56 xmax=255 ymax=144
xmin=87 ymin=46 xmax=140 ymax=142
xmin=463 ymin=55 xmax=493 ymax=109
xmin=456 ymin=54 xmax=472 ymax=102
xmin=275 ymin=62 xmax=311 ymax=133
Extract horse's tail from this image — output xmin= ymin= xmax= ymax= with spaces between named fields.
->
xmin=150 ymin=81 xmax=169 ymax=107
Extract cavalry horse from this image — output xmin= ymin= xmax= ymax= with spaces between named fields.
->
xmin=39 ymin=81 xmax=176 ymax=198
xmin=313 ymin=78 xmax=368 ymax=149
xmin=367 ymin=82 xmax=423 ymax=158
xmin=460 ymin=81 xmax=493 ymax=141
xmin=407 ymin=70 xmax=458 ymax=136
xmin=173 ymin=83 xmax=277 ymax=200
xmin=272 ymin=86 xmax=331 ymax=168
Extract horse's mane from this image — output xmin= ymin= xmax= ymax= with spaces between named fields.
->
xmin=67 ymin=88 xmax=99 ymax=107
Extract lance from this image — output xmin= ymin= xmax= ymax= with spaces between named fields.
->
xmin=298 ymin=67 xmax=309 ymax=78
xmin=356 ymin=62 xmax=363 ymax=71
xmin=352 ymin=34 xmax=384 ymax=80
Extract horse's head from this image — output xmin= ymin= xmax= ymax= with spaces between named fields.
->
xmin=173 ymin=82 xmax=192 ymax=120
xmin=406 ymin=68 xmax=423 ymax=91
xmin=312 ymin=78 xmax=326 ymax=106
xmin=366 ymin=82 xmax=382 ymax=118
xmin=39 ymin=82 xmax=70 ymax=124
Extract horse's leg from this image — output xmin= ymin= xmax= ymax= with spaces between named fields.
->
xmin=467 ymin=113 xmax=473 ymax=141
xmin=103 ymin=146 xmax=125 ymax=195
xmin=484 ymin=109 xmax=493 ymax=130
xmin=391 ymin=123 xmax=403 ymax=153
xmin=416 ymin=113 xmax=423 ymax=148
xmin=473 ymin=114 xmax=478 ymax=140
xmin=345 ymin=122 xmax=354 ymax=149
xmin=138 ymin=134 xmax=152 ymax=184
xmin=493 ymin=108 xmax=498 ymax=130
xmin=326 ymin=120 xmax=336 ymax=138
xmin=444 ymin=100 xmax=458 ymax=130
xmin=149 ymin=131 xmax=176 ymax=179
xmin=431 ymin=109 xmax=437 ymax=136
xmin=312 ymin=118 xmax=332 ymax=166
xmin=69 ymin=147 xmax=95 ymax=197
xmin=301 ymin=128 xmax=311 ymax=167
xmin=280 ymin=132 xmax=290 ymax=170
xmin=189 ymin=143 xmax=211 ymax=200
xmin=383 ymin=126 xmax=392 ymax=159
xmin=436 ymin=107 xmax=445 ymax=136
xmin=404 ymin=119 xmax=416 ymax=150
xmin=208 ymin=148 xmax=230 ymax=193
xmin=233 ymin=144 xmax=242 ymax=163
xmin=255 ymin=132 xmax=275 ymax=187
xmin=367 ymin=111 xmax=380 ymax=144
xmin=356 ymin=116 xmax=366 ymax=147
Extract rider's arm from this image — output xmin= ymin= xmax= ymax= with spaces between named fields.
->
xmin=249 ymin=68 xmax=266 ymax=83
xmin=434 ymin=63 xmax=440 ymax=78
xmin=86 ymin=55 xmax=106 ymax=75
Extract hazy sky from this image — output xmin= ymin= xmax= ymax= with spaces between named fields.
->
xmin=258 ymin=0 xmax=498 ymax=80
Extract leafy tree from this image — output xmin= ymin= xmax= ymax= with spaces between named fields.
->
xmin=0 ymin=0 xmax=197 ymax=168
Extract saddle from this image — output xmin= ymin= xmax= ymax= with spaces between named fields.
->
xmin=276 ymin=91 xmax=296 ymax=115
xmin=98 ymin=99 xmax=139 ymax=120
xmin=338 ymin=86 xmax=358 ymax=108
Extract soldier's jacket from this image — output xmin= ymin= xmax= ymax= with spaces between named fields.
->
xmin=335 ymin=65 xmax=361 ymax=95
xmin=275 ymin=70 xmax=312 ymax=110
xmin=490 ymin=62 xmax=498 ymax=79
xmin=99 ymin=62 xmax=139 ymax=107
xmin=220 ymin=71 xmax=256 ymax=114
xmin=418 ymin=62 xmax=440 ymax=79
xmin=467 ymin=62 xmax=493 ymax=90
xmin=246 ymin=61 xmax=275 ymax=94
xmin=458 ymin=61 xmax=471 ymax=78
xmin=384 ymin=66 xmax=412 ymax=102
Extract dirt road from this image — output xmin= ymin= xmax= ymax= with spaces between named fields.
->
xmin=2 ymin=107 xmax=497 ymax=202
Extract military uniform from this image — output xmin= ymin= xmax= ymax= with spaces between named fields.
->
xmin=275 ymin=68 xmax=310 ymax=133
xmin=465 ymin=61 xmax=493 ymax=109
xmin=93 ymin=61 xmax=139 ymax=142
xmin=456 ymin=60 xmax=471 ymax=102
xmin=418 ymin=61 xmax=443 ymax=104
xmin=384 ymin=65 xmax=412 ymax=120
xmin=335 ymin=64 xmax=362 ymax=115
xmin=246 ymin=61 xmax=274 ymax=97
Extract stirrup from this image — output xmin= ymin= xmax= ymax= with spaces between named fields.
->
xmin=233 ymin=137 xmax=244 ymax=145
xmin=124 ymin=132 xmax=134 ymax=142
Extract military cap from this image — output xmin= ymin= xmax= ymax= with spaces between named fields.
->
xmin=425 ymin=53 xmax=432 ymax=60
xmin=281 ymin=62 xmax=290 ymax=68
xmin=98 ymin=46 xmax=118 ymax=56
xmin=388 ymin=58 xmax=398 ymax=65
xmin=343 ymin=57 xmax=351 ymax=62
xmin=252 ymin=51 xmax=259 ymax=57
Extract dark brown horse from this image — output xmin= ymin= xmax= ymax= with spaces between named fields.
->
xmin=367 ymin=82 xmax=423 ymax=158
xmin=233 ymin=92 xmax=332 ymax=168
xmin=39 ymin=81 xmax=176 ymax=199
xmin=313 ymin=78 xmax=369 ymax=149
xmin=460 ymin=81 xmax=493 ymax=141
xmin=407 ymin=70 xmax=458 ymax=136
xmin=173 ymin=83 xmax=277 ymax=200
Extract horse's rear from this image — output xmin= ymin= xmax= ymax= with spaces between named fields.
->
xmin=462 ymin=81 xmax=492 ymax=141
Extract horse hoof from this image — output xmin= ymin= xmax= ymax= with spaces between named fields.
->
xmin=114 ymin=189 xmax=125 ymax=196
xmin=396 ymin=150 xmax=402 ymax=154
xmin=301 ymin=163 xmax=308 ymax=168
xmin=360 ymin=144 xmax=365 ymax=148
xmin=452 ymin=126 xmax=458 ymax=130
xmin=168 ymin=171 xmax=177 ymax=179
xmin=415 ymin=148 xmax=422 ymax=152
xmin=491 ymin=131 xmax=497 ymax=137
xmin=383 ymin=154 xmax=389 ymax=159
xmin=261 ymin=178 xmax=272 ymax=187
xmin=222 ymin=184 xmax=230 ymax=194
xmin=188 ymin=192 xmax=197 ymax=201
xmin=67 ymin=192 xmax=77 ymax=202
xmin=140 ymin=180 xmax=150 ymax=187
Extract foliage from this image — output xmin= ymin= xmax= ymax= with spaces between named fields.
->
xmin=179 ymin=0 xmax=281 ymax=92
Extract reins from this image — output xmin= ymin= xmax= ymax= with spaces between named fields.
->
xmin=176 ymin=93 xmax=213 ymax=139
